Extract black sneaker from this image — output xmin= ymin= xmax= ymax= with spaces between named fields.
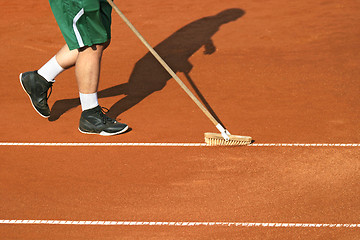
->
xmin=20 ymin=71 xmax=53 ymax=118
xmin=79 ymin=106 xmax=129 ymax=136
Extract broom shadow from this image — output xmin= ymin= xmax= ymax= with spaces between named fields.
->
xmin=182 ymin=72 xmax=226 ymax=128
xmin=49 ymin=8 xmax=245 ymax=124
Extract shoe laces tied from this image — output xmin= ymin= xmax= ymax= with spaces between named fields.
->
xmin=96 ymin=106 xmax=114 ymax=124
xmin=40 ymin=83 xmax=53 ymax=105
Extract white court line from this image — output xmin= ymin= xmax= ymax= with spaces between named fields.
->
xmin=249 ymin=143 xmax=360 ymax=147
xmin=0 ymin=142 xmax=360 ymax=147
xmin=0 ymin=220 xmax=359 ymax=228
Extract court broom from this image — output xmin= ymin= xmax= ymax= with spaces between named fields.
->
xmin=107 ymin=0 xmax=252 ymax=146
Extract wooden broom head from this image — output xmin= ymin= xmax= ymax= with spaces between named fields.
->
xmin=204 ymin=133 xmax=252 ymax=146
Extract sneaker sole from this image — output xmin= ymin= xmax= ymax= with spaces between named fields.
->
xmin=19 ymin=73 xmax=50 ymax=118
xmin=78 ymin=125 xmax=129 ymax=136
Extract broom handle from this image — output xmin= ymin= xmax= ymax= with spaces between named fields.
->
xmin=107 ymin=0 xmax=225 ymax=130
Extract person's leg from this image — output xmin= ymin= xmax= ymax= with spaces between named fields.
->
xmin=37 ymin=44 xmax=77 ymax=83
xmin=76 ymin=44 xmax=104 ymax=94
xmin=75 ymin=41 xmax=110 ymax=111
xmin=19 ymin=44 xmax=78 ymax=118
xmin=76 ymin=44 xmax=102 ymax=111
xmin=55 ymin=44 xmax=78 ymax=69
xmin=76 ymin=41 xmax=128 ymax=136
xmin=39 ymin=40 xmax=110 ymax=88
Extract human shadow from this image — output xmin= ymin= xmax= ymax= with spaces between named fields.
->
xmin=49 ymin=8 xmax=245 ymax=122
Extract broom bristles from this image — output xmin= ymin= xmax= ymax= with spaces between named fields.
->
xmin=204 ymin=132 xmax=252 ymax=146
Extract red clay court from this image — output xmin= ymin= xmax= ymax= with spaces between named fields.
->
xmin=0 ymin=0 xmax=359 ymax=239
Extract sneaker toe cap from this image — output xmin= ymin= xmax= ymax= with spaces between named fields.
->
xmin=105 ymin=122 xmax=128 ymax=133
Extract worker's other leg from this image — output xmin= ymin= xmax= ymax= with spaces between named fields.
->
xmin=76 ymin=41 xmax=128 ymax=136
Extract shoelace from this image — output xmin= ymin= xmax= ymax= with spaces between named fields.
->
xmin=40 ymin=83 xmax=53 ymax=105
xmin=46 ymin=85 xmax=53 ymax=100
xmin=96 ymin=106 xmax=115 ymax=124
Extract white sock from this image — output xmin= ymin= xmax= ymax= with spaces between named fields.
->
xmin=79 ymin=92 xmax=99 ymax=111
xmin=38 ymin=56 xmax=65 ymax=82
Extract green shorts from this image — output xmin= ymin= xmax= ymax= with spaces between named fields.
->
xmin=49 ymin=0 xmax=112 ymax=50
